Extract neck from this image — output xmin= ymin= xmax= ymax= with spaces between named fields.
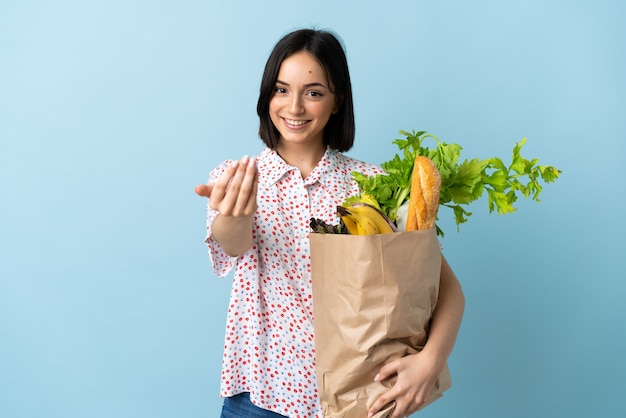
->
xmin=275 ymin=142 xmax=327 ymax=179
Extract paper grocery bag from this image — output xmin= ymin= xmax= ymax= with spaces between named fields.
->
xmin=309 ymin=228 xmax=451 ymax=418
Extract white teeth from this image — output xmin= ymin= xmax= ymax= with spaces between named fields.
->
xmin=284 ymin=118 xmax=308 ymax=126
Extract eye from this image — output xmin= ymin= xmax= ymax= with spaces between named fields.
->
xmin=274 ymin=87 xmax=287 ymax=94
xmin=307 ymin=90 xmax=324 ymax=97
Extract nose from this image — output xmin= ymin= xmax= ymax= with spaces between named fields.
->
xmin=289 ymin=94 xmax=304 ymax=114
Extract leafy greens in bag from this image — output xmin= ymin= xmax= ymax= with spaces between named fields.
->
xmin=351 ymin=130 xmax=561 ymax=236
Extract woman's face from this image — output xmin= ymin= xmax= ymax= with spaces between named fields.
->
xmin=269 ymin=51 xmax=339 ymax=149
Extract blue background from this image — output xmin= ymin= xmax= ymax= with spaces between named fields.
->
xmin=1 ymin=1 xmax=625 ymax=417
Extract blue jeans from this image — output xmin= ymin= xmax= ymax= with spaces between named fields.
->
xmin=220 ymin=392 xmax=289 ymax=418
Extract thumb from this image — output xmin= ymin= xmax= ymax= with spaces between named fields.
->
xmin=194 ymin=183 xmax=214 ymax=197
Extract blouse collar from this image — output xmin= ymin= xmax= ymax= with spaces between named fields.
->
xmin=258 ymin=147 xmax=340 ymax=188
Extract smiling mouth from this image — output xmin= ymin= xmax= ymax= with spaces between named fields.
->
xmin=283 ymin=118 xmax=310 ymax=127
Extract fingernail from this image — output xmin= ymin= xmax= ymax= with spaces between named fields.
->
xmin=374 ymin=373 xmax=380 ymax=382
xmin=231 ymin=160 xmax=239 ymax=168
xmin=241 ymin=155 xmax=249 ymax=164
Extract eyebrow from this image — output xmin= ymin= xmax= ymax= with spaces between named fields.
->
xmin=275 ymin=79 xmax=328 ymax=89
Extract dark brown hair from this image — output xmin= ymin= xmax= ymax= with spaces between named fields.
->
xmin=257 ymin=29 xmax=355 ymax=152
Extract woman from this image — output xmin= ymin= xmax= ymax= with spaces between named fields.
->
xmin=195 ymin=28 xmax=464 ymax=418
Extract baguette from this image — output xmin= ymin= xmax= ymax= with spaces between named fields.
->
xmin=406 ymin=156 xmax=441 ymax=231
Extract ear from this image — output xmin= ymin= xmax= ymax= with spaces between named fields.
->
xmin=333 ymin=94 xmax=344 ymax=114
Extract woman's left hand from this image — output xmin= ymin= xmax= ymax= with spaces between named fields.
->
xmin=367 ymin=350 xmax=443 ymax=418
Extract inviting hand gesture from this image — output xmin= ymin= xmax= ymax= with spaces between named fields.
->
xmin=195 ymin=155 xmax=258 ymax=257
xmin=194 ymin=155 xmax=258 ymax=217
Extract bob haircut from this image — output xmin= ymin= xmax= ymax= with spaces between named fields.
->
xmin=257 ymin=29 xmax=355 ymax=152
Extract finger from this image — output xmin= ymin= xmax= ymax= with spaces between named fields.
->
xmin=210 ymin=160 xmax=239 ymax=205
xmin=389 ymin=383 xmax=434 ymax=418
xmin=368 ymin=361 xmax=401 ymax=417
xmin=368 ymin=391 xmax=396 ymax=418
xmin=375 ymin=359 xmax=401 ymax=383
xmin=244 ymin=160 xmax=259 ymax=215
xmin=389 ymin=400 xmax=410 ymax=418
xmin=234 ymin=157 xmax=258 ymax=215
xmin=245 ymin=175 xmax=259 ymax=213
xmin=212 ymin=157 xmax=251 ymax=213
xmin=222 ymin=156 xmax=251 ymax=215
xmin=392 ymin=400 xmax=420 ymax=418
xmin=194 ymin=183 xmax=214 ymax=197
xmin=386 ymin=391 xmax=414 ymax=418
xmin=367 ymin=400 xmax=397 ymax=418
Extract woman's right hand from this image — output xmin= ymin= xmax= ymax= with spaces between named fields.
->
xmin=194 ymin=155 xmax=258 ymax=217
xmin=195 ymin=155 xmax=258 ymax=257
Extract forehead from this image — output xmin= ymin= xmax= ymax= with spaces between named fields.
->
xmin=277 ymin=51 xmax=328 ymax=84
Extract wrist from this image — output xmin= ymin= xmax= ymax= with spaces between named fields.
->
xmin=419 ymin=343 xmax=448 ymax=372
xmin=212 ymin=214 xmax=254 ymax=257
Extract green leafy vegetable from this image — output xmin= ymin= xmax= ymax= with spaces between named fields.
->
xmin=353 ymin=130 xmax=562 ymax=236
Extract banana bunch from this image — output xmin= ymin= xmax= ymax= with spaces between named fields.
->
xmin=337 ymin=201 xmax=398 ymax=236
xmin=310 ymin=195 xmax=398 ymax=236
